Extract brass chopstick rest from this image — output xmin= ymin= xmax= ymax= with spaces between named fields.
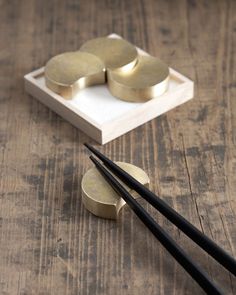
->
xmin=81 ymin=162 xmax=149 ymax=219
xmin=45 ymin=51 xmax=105 ymax=99
xmin=107 ymin=55 xmax=170 ymax=102
xmin=79 ymin=37 xmax=138 ymax=73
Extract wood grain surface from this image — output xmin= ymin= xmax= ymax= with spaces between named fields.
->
xmin=0 ymin=0 xmax=235 ymax=294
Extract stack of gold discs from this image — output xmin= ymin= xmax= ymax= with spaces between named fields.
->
xmin=45 ymin=37 xmax=169 ymax=102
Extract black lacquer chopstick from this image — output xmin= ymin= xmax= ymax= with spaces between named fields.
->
xmin=84 ymin=143 xmax=236 ymax=276
xmin=89 ymin=155 xmax=223 ymax=295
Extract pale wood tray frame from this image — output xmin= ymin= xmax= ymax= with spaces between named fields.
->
xmin=24 ymin=34 xmax=194 ymax=144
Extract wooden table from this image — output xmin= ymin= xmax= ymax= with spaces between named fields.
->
xmin=0 ymin=1 xmax=235 ymax=294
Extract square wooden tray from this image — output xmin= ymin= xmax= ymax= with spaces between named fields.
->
xmin=24 ymin=34 xmax=194 ymax=144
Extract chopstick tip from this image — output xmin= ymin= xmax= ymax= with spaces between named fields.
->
xmin=84 ymin=142 xmax=95 ymax=153
xmin=84 ymin=142 xmax=90 ymax=149
xmin=89 ymin=155 xmax=100 ymax=166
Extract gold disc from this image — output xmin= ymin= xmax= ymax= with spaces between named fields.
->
xmin=81 ymin=162 xmax=150 ymax=219
xmin=79 ymin=37 xmax=138 ymax=72
xmin=107 ymin=55 xmax=170 ymax=102
xmin=45 ymin=51 xmax=105 ymax=99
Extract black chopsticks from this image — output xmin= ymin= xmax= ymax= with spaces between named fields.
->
xmin=89 ymin=155 xmax=223 ymax=294
xmin=85 ymin=143 xmax=236 ymax=294
xmin=84 ymin=143 xmax=236 ymax=276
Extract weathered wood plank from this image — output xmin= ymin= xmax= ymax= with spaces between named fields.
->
xmin=0 ymin=0 xmax=235 ymax=294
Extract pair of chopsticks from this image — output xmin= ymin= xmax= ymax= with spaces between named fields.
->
xmin=84 ymin=143 xmax=236 ymax=295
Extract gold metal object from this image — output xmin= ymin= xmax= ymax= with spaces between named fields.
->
xmin=81 ymin=162 xmax=150 ymax=219
xmin=107 ymin=55 xmax=170 ymax=102
xmin=45 ymin=51 xmax=105 ymax=99
xmin=79 ymin=37 xmax=138 ymax=72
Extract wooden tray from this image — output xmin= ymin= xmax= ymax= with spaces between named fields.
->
xmin=24 ymin=34 xmax=194 ymax=144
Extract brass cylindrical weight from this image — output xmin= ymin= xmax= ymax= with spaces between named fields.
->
xmin=107 ymin=55 xmax=169 ymax=102
xmin=45 ymin=51 xmax=105 ymax=99
xmin=80 ymin=37 xmax=138 ymax=73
